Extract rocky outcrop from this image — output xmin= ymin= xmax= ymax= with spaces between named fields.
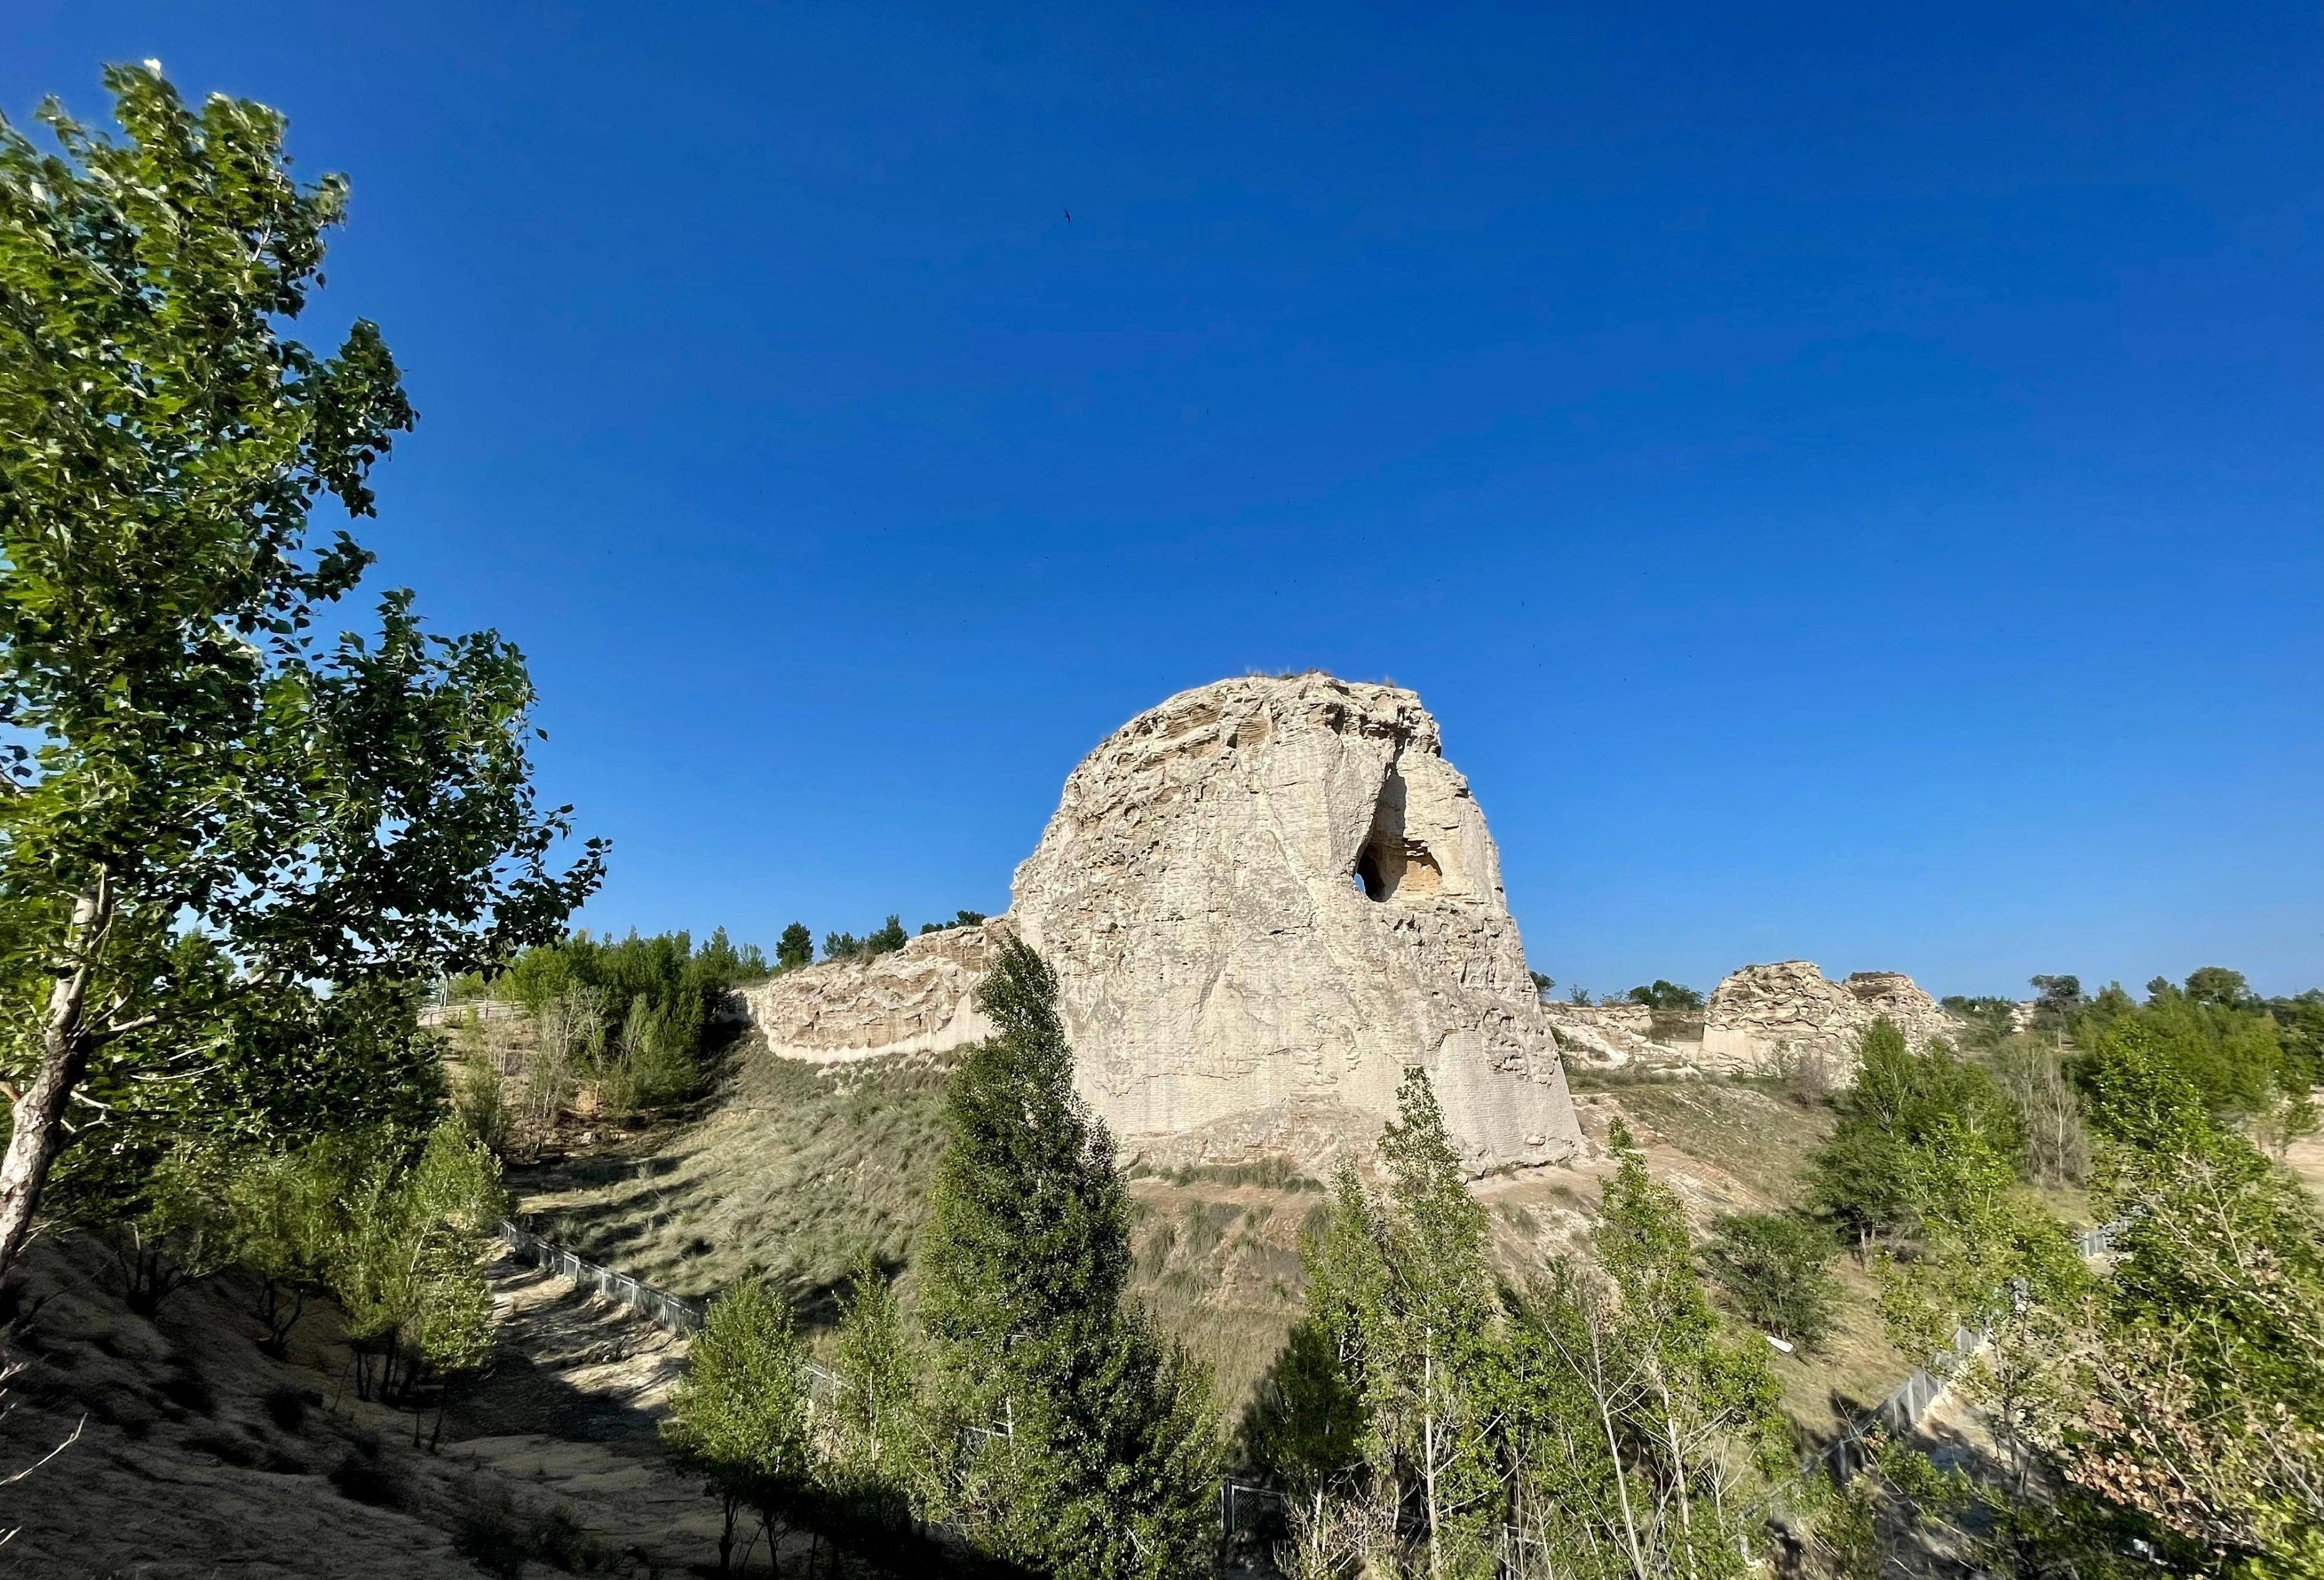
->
xmin=738 ymin=674 xmax=1582 ymax=1174
xmin=1697 ymin=960 xmax=1956 ymax=1074
xmin=737 ymin=921 xmax=1002 ymax=1062
xmin=1540 ymin=1001 xmax=1692 ymax=1068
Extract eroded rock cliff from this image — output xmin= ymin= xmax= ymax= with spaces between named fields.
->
xmin=738 ymin=674 xmax=1582 ymax=1173
xmin=1697 ymin=959 xmax=1956 ymax=1074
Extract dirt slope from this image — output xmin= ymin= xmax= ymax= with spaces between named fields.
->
xmin=0 ymin=1235 xmax=723 ymax=1578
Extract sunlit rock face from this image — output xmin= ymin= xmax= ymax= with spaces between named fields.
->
xmin=1698 ymin=960 xmax=1957 ymax=1075
xmin=741 ymin=673 xmax=1582 ymax=1174
xmin=1010 ymin=673 xmax=1579 ymax=1173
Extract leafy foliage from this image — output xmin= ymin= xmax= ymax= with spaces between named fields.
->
xmin=1495 ymin=1125 xmax=1789 ymax=1580
xmin=1626 ymin=980 xmax=1704 ymax=1013
xmin=775 ymin=922 xmax=814 ymax=972
xmin=1705 ymin=1211 xmax=1840 ymax=1349
xmin=920 ymin=909 xmax=988 ymax=935
xmin=662 ymin=1280 xmax=815 ymax=1575
xmin=489 ymin=927 xmax=766 ymax=1116
xmin=1940 ymin=994 xmax=2019 ymax=1050
xmin=1809 ymin=1019 xmax=2022 ymax=1249
xmin=0 ymin=63 xmax=601 ymax=1282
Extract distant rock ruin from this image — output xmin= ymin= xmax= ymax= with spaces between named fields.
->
xmin=738 ymin=674 xmax=1582 ymax=1174
xmin=1697 ymin=960 xmax=1956 ymax=1075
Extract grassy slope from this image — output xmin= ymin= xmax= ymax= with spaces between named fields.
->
xmin=513 ymin=1036 xmax=1910 ymax=1435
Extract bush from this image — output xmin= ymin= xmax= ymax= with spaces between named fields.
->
xmin=1628 ymin=980 xmax=1704 ymax=1012
xmin=260 ymin=1383 xmax=311 ymax=1431
xmin=1706 ymin=1211 xmax=1841 ymax=1349
xmin=1940 ymin=995 xmax=2018 ymax=1050
xmin=329 ymin=1448 xmax=408 ymax=1509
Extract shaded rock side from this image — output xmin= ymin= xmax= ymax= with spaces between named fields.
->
xmin=1697 ymin=960 xmax=1956 ymax=1074
xmin=738 ymin=674 xmax=1582 ymax=1174
xmin=1541 ymin=1000 xmax=1696 ymax=1068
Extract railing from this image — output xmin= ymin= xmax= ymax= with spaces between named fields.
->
xmin=498 ymin=1220 xmax=707 ymax=1334
xmin=1820 ymin=1216 xmax=2123 ymax=1481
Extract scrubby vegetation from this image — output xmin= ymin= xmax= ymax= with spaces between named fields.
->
xmin=449 ymin=927 xmax=769 ymax=1139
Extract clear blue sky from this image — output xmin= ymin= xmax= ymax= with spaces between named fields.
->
xmin=11 ymin=3 xmax=2321 ymax=999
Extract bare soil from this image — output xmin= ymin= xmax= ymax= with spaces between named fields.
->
xmin=0 ymin=1234 xmax=730 ymax=1578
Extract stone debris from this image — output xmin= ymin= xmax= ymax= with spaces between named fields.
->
xmin=740 ymin=673 xmax=1583 ymax=1174
xmin=1697 ymin=959 xmax=1957 ymax=1075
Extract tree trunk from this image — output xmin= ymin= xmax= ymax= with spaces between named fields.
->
xmin=0 ymin=883 xmax=106 ymax=1293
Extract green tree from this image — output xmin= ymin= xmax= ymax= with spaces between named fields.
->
xmin=1706 ymin=1211 xmax=1840 ymax=1350
xmin=2182 ymin=965 xmax=2253 ymax=1009
xmin=1497 ymin=1124 xmax=1789 ymax=1580
xmin=2029 ymin=974 xmax=2085 ymax=1034
xmin=1291 ymin=1072 xmax=1502 ymax=1579
xmin=0 ymin=66 xmax=604 ymax=1287
xmin=1990 ymin=1021 xmax=2324 ymax=1574
xmin=2105 ymin=975 xmax=2290 ymax=1125
xmin=1627 ymin=980 xmax=1704 ymax=1013
xmin=1940 ymin=994 xmax=2019 ymax=1051
xmin=327 ymin=1119 xmax=506 ymax=1432
xmin=776 ymin=922 xmax=814 ymax=972
xmin=1811 ymin=1020 xmax=2022 ymax=1251
xmin=826 ymin=1256 xmax=920 ymax=1504
xmin=226 ymin=1144 xmax=342 ymax=1354
xmin=1988 ymin=1032 xmax=2088 ymax=1186
xmin=664 ymin=1280 xmax=816 ymax=1576
xmin=917 ymin=937 xmax=1221 ymax=1579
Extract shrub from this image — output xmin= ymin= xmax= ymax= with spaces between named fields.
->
xmin=159 ymin=1372 xmax=216 ymax=1415
xmin=1706 ymin=1211 xmax=1841 ymax=1349
xmin=1628 ymin=980 xmax=1704 ymax=1012
xmin=260 ymin=1383 xmax=311 ymax=1432
xmin=328 ymin=1449 xmax=408 ymax=1508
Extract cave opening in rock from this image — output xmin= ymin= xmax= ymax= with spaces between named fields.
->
xmin=1355 ymin=845 xmax=1388 ymax=901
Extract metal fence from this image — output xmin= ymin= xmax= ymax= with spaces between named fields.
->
xmin=1820 ymin=1216 xmax=2124 ymax=1481
xmin=499 ymin=1220 xmax=707 ymax=1334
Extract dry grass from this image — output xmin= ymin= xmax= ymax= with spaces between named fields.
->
xmin=513 ymin=1037 xmax=958 ymax=1318
xmin=516 ymin=1049 xmax=1923 ymax=1443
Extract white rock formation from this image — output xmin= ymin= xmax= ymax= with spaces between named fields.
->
xmin=737 ymin=922 xmax=999 ymax=1062
xmin=739 ymin=674 xmax=1582 ymax=1174
xmin=1540 ymin=1001 xmax=1694 ymax=1069
xmin=1697 ymin=960 xmax=1957 ymax=1075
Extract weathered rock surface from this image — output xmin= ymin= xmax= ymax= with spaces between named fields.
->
xmin=1540 ymin=1001 xmax=1690 ymax=1068
xmin=739 ymin=674 xmax=1582 ymax=1173
xmin=738 ymin=921 xmax=1000 ymax=1062
xmin=1697 ymin=960 xmax=1957 ymax=1074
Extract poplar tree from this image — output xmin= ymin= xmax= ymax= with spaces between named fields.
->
xmin=826 ymin=1256 xmax=921 ymax=1534
xmin=918 ymin=937 xmax=1220 ymax=1579
xmin=0 ymin=64 xmax=603 ymax=1288
xmin=1300 ymin=1070 xmax=1501 ymax=1579
xmin=664 ymin=1280 xmax=816 ymax=1576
